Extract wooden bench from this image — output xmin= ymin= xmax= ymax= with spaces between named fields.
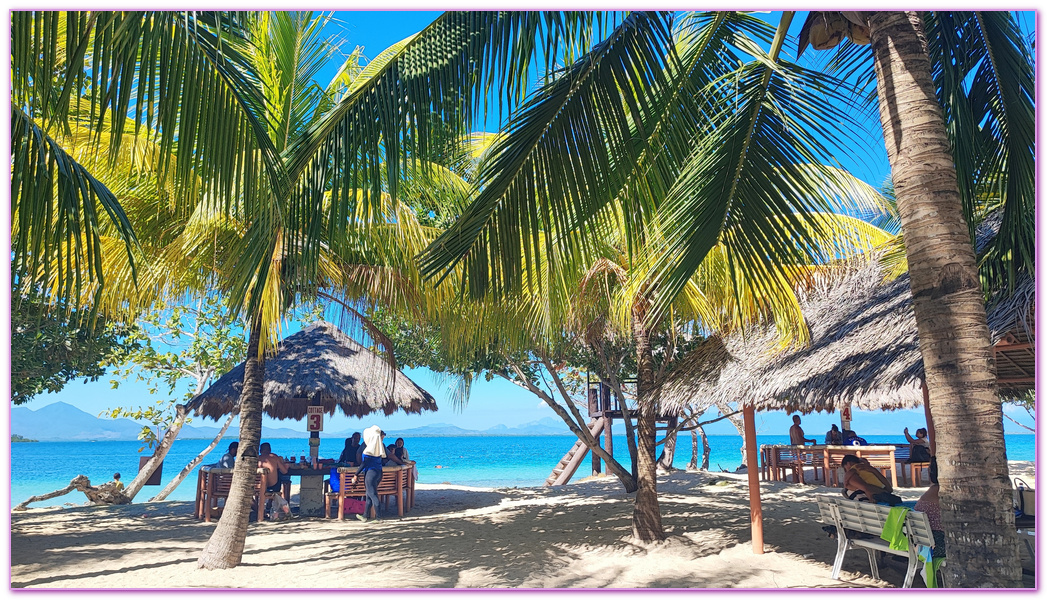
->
xmin=816 ymin=495 xmax=941 ymax=588
xmin=324 ymin=463 xmax=415 ymax=520
xmin=761 ymin=445 xmax=823 ymax=483
xmin=197 ymin=467 xmax=267 ymax=522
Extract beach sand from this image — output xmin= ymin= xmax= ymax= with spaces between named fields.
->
xmin=10 ymin=461 xmax=1036 ymax=589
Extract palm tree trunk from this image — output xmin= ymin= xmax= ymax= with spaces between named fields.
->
xmin=149 ymin=412 xmax=237 ymax=502
xmin=630 ymin=304 xmax=664 ymax=542
xmin=865 ymin=10 xmax=1020 ymax=587
xmin=123 ymin=404 xmax=189 ymax=500
xmin=198 ymin=316 xmax=264 ymax=570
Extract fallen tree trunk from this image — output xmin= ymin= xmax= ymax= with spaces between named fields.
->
xmin=13 ymin=475 xmax=130 ymax=511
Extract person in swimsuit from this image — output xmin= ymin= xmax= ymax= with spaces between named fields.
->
xmin=841 ymin=454 xmax=897 ymax=504
xmin=258 ymin=442 xmax=291 ymax=519
xmin=789 ymin=415 xmax=816 ymax=446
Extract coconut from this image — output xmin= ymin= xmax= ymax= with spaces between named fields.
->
xmin=848 ymin=22 xmax=871 ymax=45
xmin=809 ymin=12 xmax=849 ymax=51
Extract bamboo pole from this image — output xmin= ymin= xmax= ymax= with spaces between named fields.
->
xmin=743 ymin=406 xmax=764 ymax=554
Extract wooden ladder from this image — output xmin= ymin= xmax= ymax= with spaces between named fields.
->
xmin=544 ymin=417 xmax=606 ymax=486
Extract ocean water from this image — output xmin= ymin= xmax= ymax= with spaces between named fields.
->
xmin=9 ymin=434 xmax=1035 ymax=508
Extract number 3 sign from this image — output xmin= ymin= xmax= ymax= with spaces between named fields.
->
xmin=306 ymin=406 xmax=324 ymax=432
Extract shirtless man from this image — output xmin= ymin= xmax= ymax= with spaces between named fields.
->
xmin=789 ymin=415 xmax=816 ymax=446
xmin=258 ymin=443 xmax=291 ymax=519
xmin=841 ymin=454 xmax=894 ymax=503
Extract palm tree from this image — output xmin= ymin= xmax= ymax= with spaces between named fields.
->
xmin=14 ymin=10 xmax=614 ymax=568
xmin=794 ymin=11 xmax=1030 ymax=587
xmin=420 ymin=11 xmax=1032 ymax=574
xmin=420 ymin=11 xmax=897 ymax=541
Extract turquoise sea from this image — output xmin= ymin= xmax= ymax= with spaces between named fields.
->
xmin=9 ymin=434 xmax=1036 ymax=507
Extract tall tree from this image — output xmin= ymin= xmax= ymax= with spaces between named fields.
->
xmin=420 ymin=11 xmax=893 ymax=541
xmin=795 ymin=10 xmax=1028 ymax=587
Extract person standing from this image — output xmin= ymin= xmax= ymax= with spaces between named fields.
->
xmin=352 ymin=425 xmax=386 ymax=522
xmin=789 ymin=415 xmax=816 ymax=445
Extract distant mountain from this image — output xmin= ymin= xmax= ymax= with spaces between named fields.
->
xmin=12 ymin=402 xmax=308 ymax=442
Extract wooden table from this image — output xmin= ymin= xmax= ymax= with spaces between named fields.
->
xmin=760 ymin=444 xmax=899 ymax=488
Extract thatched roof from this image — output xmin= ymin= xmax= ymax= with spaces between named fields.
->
xmin=186 ymin=321 xmax=438 ymax=421
xmin=662 ymin=258 xmax=1034 ymax=415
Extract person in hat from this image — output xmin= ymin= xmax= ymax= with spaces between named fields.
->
xmin=351 ymin=425 xmax=386 ymax=522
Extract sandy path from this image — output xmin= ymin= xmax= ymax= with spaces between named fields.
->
xmin=10 ymin=463 xmax=1035 ymax=589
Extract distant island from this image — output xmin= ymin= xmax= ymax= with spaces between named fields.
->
xmin=11 ymin=434 xmax=38 ymax=443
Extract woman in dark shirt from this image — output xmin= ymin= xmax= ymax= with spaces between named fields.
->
xmin=339 ymin=432 xmax=362 ymax=465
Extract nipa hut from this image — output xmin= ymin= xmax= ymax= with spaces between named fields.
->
xmin=186 ymin=321 xmax=437 ymax=421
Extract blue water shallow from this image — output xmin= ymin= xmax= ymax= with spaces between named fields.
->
xmin=10 ymin=434 xmax=1035 ymax=507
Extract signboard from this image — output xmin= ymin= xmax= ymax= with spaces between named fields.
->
xmin=306 ymin=406 xmax=324 ymax=432
xmin=840 ymin=404 xmax=852 ymax=428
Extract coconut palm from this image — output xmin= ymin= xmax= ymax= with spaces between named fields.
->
xmin=14 ymin=10 xmax=618 ymax=568
xmin=419 ymin=11 xmax=898 ymax=541
xmin=793 ymin=10 xmax=1031 ymax=587
xmin=419 ymin=11 xmax=1032 ymax=572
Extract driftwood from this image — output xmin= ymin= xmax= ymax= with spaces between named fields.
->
xmin=13 ymin=475 xmax=131 ymax=511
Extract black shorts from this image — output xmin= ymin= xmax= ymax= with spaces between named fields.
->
xmin=266 ymin=481 xmax=283 ymax=493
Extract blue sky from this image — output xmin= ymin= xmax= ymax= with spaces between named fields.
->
xmin=15 ymin=11 xmax=1037 ymax=442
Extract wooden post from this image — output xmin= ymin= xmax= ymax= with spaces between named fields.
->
xmin=743 ymin=406 xmax=764 ymax=554
xmin=604 ymin=415 xmax=613 ymax=460
xmin=922 ymin=381 xmax=935 ymax=456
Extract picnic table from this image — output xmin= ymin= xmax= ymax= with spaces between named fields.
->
xmin=760 ymin=444 xmax=903 ymax=488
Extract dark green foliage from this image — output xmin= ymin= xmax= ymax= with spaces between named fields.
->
xmin=11 ymin=294 xmax=140 ymax=405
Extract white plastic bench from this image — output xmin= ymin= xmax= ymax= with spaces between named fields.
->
xmin=816 ymin=495 xmax=942 ymax=588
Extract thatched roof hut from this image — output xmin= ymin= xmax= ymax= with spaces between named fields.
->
xmin=662 ymin=258 xmax=1034 ymax=415
xmin=187 ymin=321 xmax=438 ymax=421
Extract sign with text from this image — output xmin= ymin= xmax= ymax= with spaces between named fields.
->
xmin=306 ymin=406 xmax=324 ymax=432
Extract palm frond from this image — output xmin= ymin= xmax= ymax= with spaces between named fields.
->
xmin=11 ymin=106 xmax=138 ymax=311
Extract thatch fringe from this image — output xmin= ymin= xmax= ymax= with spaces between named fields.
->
xmin=663 ymin=257 xmax=1034 ymax=415
xmin=187 ymin=321 xmax=437 ymax=421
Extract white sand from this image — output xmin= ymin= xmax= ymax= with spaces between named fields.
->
xmin=10 ymin=462 xmax=1036 ymax=589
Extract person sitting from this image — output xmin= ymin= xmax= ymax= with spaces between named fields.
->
xmin=258 ymin=442 xmax=291 ymax=520
xmin=824 ymin=424 xmax=843 ymax=445
xmin=789 ymin=415 xmax=817 ymax=446
xmin=340 ymin=432 xmax=362 ymax=465
xmin=842 ymin=429 xmax=868 ymax=446
xmin=841 ymin=454 xmax=900 ymax=505
xmin=112 ymin=473 xmax=124 ymax=491
xmin=914 ymin=459 xmax=946 ymax=558
xmin=904 ymin=427 xmax=932 ymax=463
xmin=218 ymin=441 xmax=238 ymax=468
xmin=384 ymin=443 xmax=405 ymax=466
